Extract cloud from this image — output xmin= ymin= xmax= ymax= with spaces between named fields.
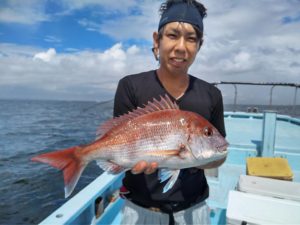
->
xmin=221 ymin=51 xmax=254 ymax=72
xmin=0 ymin=43 xmax=156 ymax=101
xmin=98 ymin=1 xmax=161 ymax=41
xmin=44 ymin=35 xmax=62 ymax=44
xmin=0 ymin=0 xmax=138 ymax=25
xmin=60 ymin=0 xmax=137 ymax=13
xmin=77 ymin=1 xmax=161 ymax=41
xmin=192 ymin=0 xmax=300 ymax=77
xmin=0 ymin=0 xmax=50 ymax=24
xmin=0 ymin=0 xmax=299 ymax=104
xmin=78 ymin=18 xmax=101 ymax=33
xmin=74 ymin=0 xmax=300 ymax=86
xmin=33 ymin=48 xmax=56 ymax=62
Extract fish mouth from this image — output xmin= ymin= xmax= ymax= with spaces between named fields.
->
xmin=216 ymin=142 xmax=229 ymax=153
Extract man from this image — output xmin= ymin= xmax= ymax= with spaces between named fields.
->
xmin=113 ymin=0 xmax=226 ymax=224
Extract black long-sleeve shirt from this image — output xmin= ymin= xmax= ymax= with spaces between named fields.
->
xmin=113 ymin=70 xmax=226 ymax=211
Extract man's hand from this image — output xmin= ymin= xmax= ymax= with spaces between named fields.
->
xmin=197 ymin=157 xmax=227 ymax=169
xmin=130 ymin=157 xmax=226 ymax=174
xmin=131 ymin=161 xmax=158 ymax=175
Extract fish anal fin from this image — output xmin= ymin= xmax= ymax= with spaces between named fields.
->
xmin=96 ymin=160 xmax=125 ymax=174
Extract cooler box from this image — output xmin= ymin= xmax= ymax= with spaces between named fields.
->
xmin=227 ymin=190 xmax=300 ymax=224
xmin=246 ymin=157 xmax=293 ymax=180
xmin=237 ymin=174 xmax=300 ymax=201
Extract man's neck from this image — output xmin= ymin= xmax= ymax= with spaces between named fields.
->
xmin=156 ymin=68 xmax=190 ymax=100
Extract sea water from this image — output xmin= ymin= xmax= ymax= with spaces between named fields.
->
xmin=0 ymin=99 xmax=299 ymax=224
xmin=0 ymin=99 xmax=112 ymax=225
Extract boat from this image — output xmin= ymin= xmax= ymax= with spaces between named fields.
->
xmin=37 ymin=82 xmax=300 ymax=225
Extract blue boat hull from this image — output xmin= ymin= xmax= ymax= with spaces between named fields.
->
xmin=37 ymin=111 xmax=300 ymax=225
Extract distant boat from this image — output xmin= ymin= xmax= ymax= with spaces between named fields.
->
xmin=36 ymin=82 xmax=300 ymax=225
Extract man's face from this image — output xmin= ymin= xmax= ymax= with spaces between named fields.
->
xmin=154 ymin=22 xmax=201 ymax=75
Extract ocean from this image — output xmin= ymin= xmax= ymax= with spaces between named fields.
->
xmin=0 ymin=99 xmax=299 ymax=225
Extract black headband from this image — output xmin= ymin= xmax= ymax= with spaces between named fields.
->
xmin=158 ymin=2 xmax=203 ymax=32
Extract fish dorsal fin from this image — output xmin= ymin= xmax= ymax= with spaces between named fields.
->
xmin=96 ymin=94 xmax=179 ymax=139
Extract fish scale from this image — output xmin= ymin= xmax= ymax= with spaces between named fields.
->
xmin=96 ymin=111 xmax=183 ymax=154
xmin=32 ymin=95 xmax=228 ymax=197
xmin=102 ymin=112 xmax=187 ymax=166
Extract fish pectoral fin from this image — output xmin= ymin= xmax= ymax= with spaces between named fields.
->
xmin=185 ymin=144 xmax=199 ymax=159
xmin=158 ymin=169 xmax=180 ymax=193
xmin=158 ymin=168 xmax=174 ymax=182
xmin=96 ymin=160 xmax=125 ymax=174
xmin=178 ymin=144 xmax=192 ymax=159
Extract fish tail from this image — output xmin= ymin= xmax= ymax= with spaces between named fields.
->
xmin=31 ymin=146 xmax=86 ymax=198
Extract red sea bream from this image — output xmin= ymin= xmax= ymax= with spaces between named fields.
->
xmin=32 ymin=95 xmax=228 ymax=198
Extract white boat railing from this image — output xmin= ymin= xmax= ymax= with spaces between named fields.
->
xmin=213 ymin=81 xmax=299 ymax=113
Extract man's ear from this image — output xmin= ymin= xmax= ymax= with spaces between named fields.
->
xmin=152 ymin=32 xmax=160 ymax=60
xmin=153 ymin=32 xmax=159 ymax=48
xmin=198 ymin=38 xmax=204 ymax=51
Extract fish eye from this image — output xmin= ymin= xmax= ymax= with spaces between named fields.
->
xmin=203 ymin=127 xmax=213 ymax=137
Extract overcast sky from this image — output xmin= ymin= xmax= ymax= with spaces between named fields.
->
xmin=0 ymin=0 xmax=299 ymax=104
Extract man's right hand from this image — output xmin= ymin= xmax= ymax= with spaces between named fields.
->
xmin=131 ymin=161 xmax=158 ymax=175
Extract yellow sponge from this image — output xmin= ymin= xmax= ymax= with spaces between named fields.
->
xmin=246 ymin=157 xmax=293 ymax=181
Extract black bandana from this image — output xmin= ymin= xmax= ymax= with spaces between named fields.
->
xmin=158 ymin=2 xmax=203 ymax=32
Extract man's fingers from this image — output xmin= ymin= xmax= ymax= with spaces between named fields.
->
xmin=131 ymin=161 xmax=158 ymax=175
xmin=131 ymin=161 xmax=147 ymax=174
xmin=145 ymin=162 xmax=158 ymax=174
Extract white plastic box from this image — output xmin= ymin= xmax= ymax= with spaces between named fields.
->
xmin=227 ymin=190 xmax=300 ymax=224
xmin=237 ymin=174 xmax=300 ymax=201
xmin=227 ymin=175 xmax=300 ymax=224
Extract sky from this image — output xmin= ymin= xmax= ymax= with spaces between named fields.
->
xmin=0 ymin=0 xmax=299 ymax=105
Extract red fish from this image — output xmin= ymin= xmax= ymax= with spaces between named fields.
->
xmin=32 ymin=95 xmax=228 ymax=197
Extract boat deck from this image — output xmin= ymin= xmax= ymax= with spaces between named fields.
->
xmin=38 ymin=111 xmax=300 ymax=225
